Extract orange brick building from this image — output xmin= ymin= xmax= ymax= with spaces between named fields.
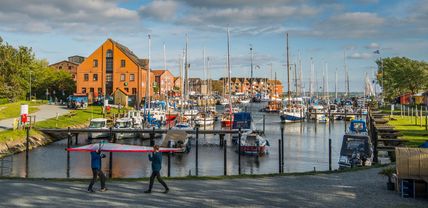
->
xmin=76 ymin=39 xmax=154 ymax=105
xmin=152 ymin=70 xmax=175 ymax=95
xmin=49 ymin=60 xmax=79 ymax=81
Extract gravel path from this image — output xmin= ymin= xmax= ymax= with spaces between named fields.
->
xmin=0 ymin=104 xmax=69 ymax=131
xmin=0 ymin=168 xmax=426 ymax=207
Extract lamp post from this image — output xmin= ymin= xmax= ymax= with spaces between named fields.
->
xmin=29 ymin=71 xmax=32 ymax=101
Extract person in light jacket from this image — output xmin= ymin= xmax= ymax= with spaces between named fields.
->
xmin=145 ymin=145 xmax=169 ymax=193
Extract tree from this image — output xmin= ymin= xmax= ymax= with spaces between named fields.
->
xmin=376 ymin=57 xmax=428 ymax=101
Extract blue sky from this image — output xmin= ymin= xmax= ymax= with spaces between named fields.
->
xmin=1 ymin=0 xmax=427 ymax=92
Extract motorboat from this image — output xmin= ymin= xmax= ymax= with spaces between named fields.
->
xmin=280 ymin=106 xmax=306 ymax=123
xmin=114 ymin=117 xmax=138 ymax=139
xmin=239 ymin=98 xmax=251 ymax=104
xmin=161 ymin=130 xmax=191 ymax=153
xmin=194 ymin=112 xmax=215 ymax=126
xmin=308 ymin=105 xmax=325 ymax=120
xmin=348 ymin=119 xmax=368 ymax=135
xmin=262 ymin=101 xmax=282 ymax=113
xmin=172 ymin=122 xmax=193 ymax=131
xmin=318 ymin=114 xmax=329 ymax=123
xmin=183 ymin=109 xmax=199 ymax=120
xmin=88 ymin=118 xmax=109 ymax=139
xmin=238 ymin=131 xmax=269 ymax=155
xmin=338 ymin=134 xmax=373 ymax=169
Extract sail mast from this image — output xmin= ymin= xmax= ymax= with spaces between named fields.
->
xmin=286 ymin=33 xmax=290 ymax=104
xmin=184 ymin=34 xmax=189 ymax=100
xmin=146 ymin=34 xmax=151 ymax=110
xmin=227 ymin=28 xmax=232 ymax=114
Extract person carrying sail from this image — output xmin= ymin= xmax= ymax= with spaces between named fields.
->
xmin=88 ymin=144 xmax=107 ymax=193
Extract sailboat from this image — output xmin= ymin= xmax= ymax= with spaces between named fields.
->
xmin=280 ymin=33 xmax=306 ymax=123
xmin=221 ymin=28 xmax=234 ymax=128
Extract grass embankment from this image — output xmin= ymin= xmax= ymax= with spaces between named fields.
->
xmin=0 ymin=101 xmax=44 ymax=120
xmin=388 ymin=115 xmax=428 ymax=147
xmin=0 ymin=105 xmax=121 ymax=144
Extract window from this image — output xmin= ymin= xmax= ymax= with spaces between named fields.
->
xmin=121 ymin=59 xmax=126 ymax=67
xmin=82 ymin=88 xmax=86 ymax=93
xmin=72 ymin=75 xmax=76 ymax=79
xmin=124 ymin=88 xmax=129 ymax=92
xmin=106 ymin=73 xmax=112 ymax=82
xmin=84 ymin=74 xmax=89 ymax=81
xmin=59 ymin=66 xmax=62 ymax=69
xmin=130 ymin=74 xmax=135 ymax=81
xmin=120 ymin=74 xmax=125 ymax=81
xmin=90 ymin=88 xmax=94 ymax=93
xmin=93 ymin=74 xmax=98 ymax=81
xmin=93 ymin=59 xmax=98 ymax=67
xmin=68 ymin=66 xmax=72 ymax=70
xmin=132 ymin=88 xmax=137 ymax=95
xmin=106 ymin=50 xmax=113 ymax=72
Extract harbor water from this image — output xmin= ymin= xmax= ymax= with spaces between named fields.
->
xmin=2 ymin=103 xmax=354 ymax=178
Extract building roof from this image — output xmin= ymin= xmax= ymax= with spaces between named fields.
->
xmin=49 ymin=60 xmax=79 ymax=67
xmin=112 ymin=88 xmax=130 ymax=96
xmin=110 ymin=39 xmax=148 ymax=68
xmin=152 ymin=70 xmax=166 ymax=77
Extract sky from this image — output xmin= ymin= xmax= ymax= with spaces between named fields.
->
xmin=1 ymin=0 xmax=427 ymax=92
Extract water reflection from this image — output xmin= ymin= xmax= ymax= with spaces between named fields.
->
xmin=4 ymin=103 xmax=348 ymax=178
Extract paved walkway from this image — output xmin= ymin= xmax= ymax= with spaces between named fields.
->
xmin=0 ymin=168 xmax=426 ymax=207
xmin=0 ymin=104 xmax=69 ymax=131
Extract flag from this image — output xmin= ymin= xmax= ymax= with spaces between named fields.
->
xmin=373 ymin=50 xmax=380 ymax=54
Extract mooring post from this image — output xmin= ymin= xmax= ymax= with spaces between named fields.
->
xmin=167 ymin=141 xmax=171 ymax=177
xmin=238 ymin=128 xmax=242 ymax=175
xmin=67 ymin=128 xmax=71 ymax=178
xmin=195 ymin=127 xmax=199 ymax=176
xmin=344 ymin=109 xmax=348 ymax=133
xmin=219 ymin=134 xmax=224 ymax=146
xmin=278 ymin=139 xmax=282 ymax=174
xmin=25 ymin=126 xmax=30 ymax=178
xmin=280 ymin=125 xmax=284 ymax=173
xmin=150 ymin=127 xmax=155 ymax=146
xmin=108 ymin=127 xmax=113 ymax=178
xmin=262 ymin=115 xmax=266 ymax=135
xmin=328 ymin=138 xmax=332 ymax=171
xmin=224 ymin=136 xmax=227 ymax=176
xmin=75 ymin=133 xmax=79 ymax=145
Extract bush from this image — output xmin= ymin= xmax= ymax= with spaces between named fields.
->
xmin=0 ymin=98 xmax=9 ymax=105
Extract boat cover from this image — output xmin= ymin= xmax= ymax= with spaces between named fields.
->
xmin=66 ymin=143 xmax=181 ymax=152
xmin=233 ymin=112 xmax=252 ymax=129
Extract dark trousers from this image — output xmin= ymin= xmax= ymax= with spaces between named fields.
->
xmin=148 ymin=171 xmax=168 ymax=190
xmin=88 ymin=168 xmax=106 ymax=190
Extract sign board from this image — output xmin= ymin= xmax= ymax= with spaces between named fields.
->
xmin=104 ymin=99 xmax=109 ymax=107
xmin=20 ymin=104 xmax=29 ymax=123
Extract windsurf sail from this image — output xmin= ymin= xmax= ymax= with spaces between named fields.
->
xmin=66 ymin=143 xmax=181 ymax=153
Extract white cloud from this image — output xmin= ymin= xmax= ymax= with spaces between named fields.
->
xmin=348 ymin=52 xmax=373 ymax=59
xmin=365 ymin=42 xmax=380 ymax=49
xmin=139 ymin=0 xmax=179 ymax=21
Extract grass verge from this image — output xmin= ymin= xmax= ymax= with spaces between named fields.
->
xmin=387 ymin=115 xmax=428 ymax=147
xmin=0 ymin=101 xmax=44 ymax=120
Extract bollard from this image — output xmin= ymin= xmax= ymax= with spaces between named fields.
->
xmin=328 ymin=138 xmax=332 ymax=171
xmin=108 ymin=127 xmax=113 ymax=178
xmin=224 ymin=137 xmax=227 ymax=176
xmin=238 ymin=128 xmax=241 ymax=175
xmin=67 ymin=129 xmax=71 ymax=178
xmin=25 ymin=126 xmax=29 ymax=178
xmin=278 ymin=139 xmax=282 ymax=173
xmin=195 ymin=127 xmax=199 ymax=176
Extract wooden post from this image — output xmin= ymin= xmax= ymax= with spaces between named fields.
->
xmin=67 ymin=128 xmax=71 ymax=178
xmin=108 ymin=127 xmax=113 ymax=178
xmin=262 ymin=114 xmax=266 ymax=135
xmin=278 ymin=139 xmax=282 ymax=173
xmin=281 ymin=125 xmax=284 ymax=173
xmin=75 ymin=133 xmax=79 ymax=145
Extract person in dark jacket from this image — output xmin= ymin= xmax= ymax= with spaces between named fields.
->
xmin=144 ymin=145 xmax=169 ymax=193
xmin=88 ymin=149 xmax=107 ymax=193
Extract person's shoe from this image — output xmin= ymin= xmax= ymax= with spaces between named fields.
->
xmin=163 ymin=189 xmax=169 ymax=194
xmin=87 ymin=189 xmax=95 ymax=193
xmin=100 ymin=188 xmax=108 ymax=192
xmin=144 ymin=190 xmax=151 ymax=193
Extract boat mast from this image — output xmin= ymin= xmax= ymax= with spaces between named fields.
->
xmin=344 ymin=50 xmax=347 ymax=97
xmin=250 ymin=45 xmax=254 ymax=96
xmin=227 ymin=27 xmax=232 ymax=115
xmin=146 ymin=34 xmax=151 ymax=110
xmin=310 ymin=57 xmax=314 ymax=98
xmin=163 ymin=42 xmax=167 ymax=95
xmin=286 ymin=33 xmax=291 ymax=105
xmin=184 ymin=34 xmax=189 ymax=100
xmin=203 ymin=48 xmax=206 ymax=95
xmin=335 ymin=68 xmax=338 ymax=100
xmin=298 ymin=51 xmax=303 ymax=97
xmin=325 ymin=62 xmax=329 ymax=105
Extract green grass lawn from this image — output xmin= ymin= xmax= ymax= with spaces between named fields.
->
xmin=388 ymin=115 xmax=428 ymax=147
xmin=0 ymin=101 xmax=45 ymax=120
xmin=1 ymin=105 xmax=122 ymax=146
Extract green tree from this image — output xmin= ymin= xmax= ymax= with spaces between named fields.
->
xmin=376 ymin=57 xmax=428 ymax=100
